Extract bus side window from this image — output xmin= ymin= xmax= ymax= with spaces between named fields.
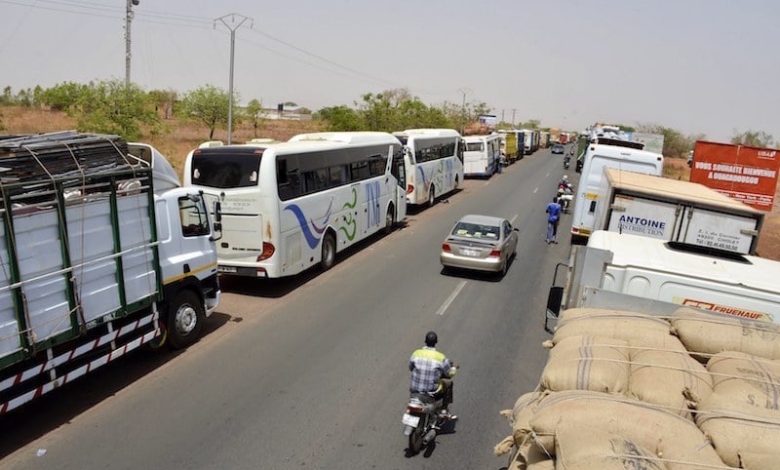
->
xmin=277 ymin=156 xmax=302 ymax=200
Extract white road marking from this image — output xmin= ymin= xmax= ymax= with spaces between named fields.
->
xmin=510 ymin=214 xmax=518 ymax=224
xmin=435 ymin=281 xmax=467 ymax=316
xmin=545 ymin=172 xmax=550 ymax=178
xmin=533 ymin=187 xmax=538 ymax=194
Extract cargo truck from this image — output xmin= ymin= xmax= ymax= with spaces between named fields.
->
xmin=0 ymin=132 xmax=221 ymax=414
xmin=594 ymin=168 xmax=764 ymax=254
xmin=545 ymin=230 xmax=780 ymax=331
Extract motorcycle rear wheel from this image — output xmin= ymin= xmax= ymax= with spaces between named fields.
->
xmin=408 ymin=423 xmax=425 ymax=454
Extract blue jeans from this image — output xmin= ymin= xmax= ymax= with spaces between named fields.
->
xmin=546 ymin=219 xmax=559 ymax=241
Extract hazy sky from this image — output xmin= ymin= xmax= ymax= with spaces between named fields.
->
xmin=1 ymin=0 xmax=778 ymax=140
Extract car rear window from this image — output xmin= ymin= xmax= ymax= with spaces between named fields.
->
xmin=452 ymin=222 xmax=500 ymax=240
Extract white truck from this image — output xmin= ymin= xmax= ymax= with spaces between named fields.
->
xmin=0 ymin=132 xmax=221 ymax=414
xmin=593 ymin=168 xmax=764 ymax=254
xmin=545 ymin=230 xmax=780 ymax=332
xmin=571 ymin=139 xmax=663 ymax=241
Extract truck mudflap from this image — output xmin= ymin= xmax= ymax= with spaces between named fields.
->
xmin=0 ymin=307 xmax=161 ymax=415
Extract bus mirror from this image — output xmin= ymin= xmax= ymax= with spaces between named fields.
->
xmin=545 ymin=286 xmax=564 ymax=334
xmin=214 ymin=201 xmax=222 ymax=223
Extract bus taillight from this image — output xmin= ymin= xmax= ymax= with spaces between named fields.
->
xmin=257 ymin=242 xmax=275 ymax=261
xmin=406 ymin=184 xmax=414 ymax=194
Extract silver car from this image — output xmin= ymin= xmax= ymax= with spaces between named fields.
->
xmin=440 ymin=215 xmax=519 ymax=275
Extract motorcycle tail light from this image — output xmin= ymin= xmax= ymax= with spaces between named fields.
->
xmin=406 ymin=405 xmax=425 ymax=413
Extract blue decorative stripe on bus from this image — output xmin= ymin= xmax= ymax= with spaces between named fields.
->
xmin=310 ymin=199 xmax=334 ymax=235
xmin=283 ymin=204 xmax=322 ymax=249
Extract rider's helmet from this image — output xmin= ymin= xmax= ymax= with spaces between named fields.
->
xmin=562 ymin=175 xmax=569 ymax=181
xmin=425 ymin=331 xmax=438 ymax=347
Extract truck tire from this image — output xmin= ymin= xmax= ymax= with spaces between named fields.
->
xmin=167 ymin=289 xmax=205 ymax=349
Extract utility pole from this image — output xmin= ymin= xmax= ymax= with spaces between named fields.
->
xmin=501 ymin=109 xmax=505 ymax=123
xmin=459 ymin=89 xmax=467 ymax=135
xmin=124 ymin=0 xmax=139 ymax=87
xmin=511 ymin=109 xmax=517 ymax=127
xmin=215 ymin=13 xmax=253 ymax=144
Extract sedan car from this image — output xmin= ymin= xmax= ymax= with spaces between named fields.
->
xmin=440 ymin=215 xmax=519 ymax=275
xmin=551 ymin=143 xmax=565 ymax=154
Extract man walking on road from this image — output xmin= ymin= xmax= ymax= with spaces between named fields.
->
xmin=546 ymin=197 xmax=562 ymax=244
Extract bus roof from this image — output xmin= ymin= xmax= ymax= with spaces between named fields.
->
xmin=287 ymin=131 xmax=401 ymax=147
xmin=464 ymin=135 xmax=500 ymax=142
xmin=397 ymin=129 xmax=461 ymax=138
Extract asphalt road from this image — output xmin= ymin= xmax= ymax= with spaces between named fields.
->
xmin=2 ymin=147 xmax=575 ymax=470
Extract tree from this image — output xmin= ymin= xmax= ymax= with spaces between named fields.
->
xmin=517 ymin=119 xmax=541 ymax=129
xmin=316 ymin=105 xmax=364 ymax=131
xmin=179 ymin=85 xmax=235 ymax=140
xmin=731 ymin=130 xmax=774 ymax=148
xmin=1 ymin=86 xmax=12 ymax=105
xmin=74 ymin=79 xmax=159 ymax=140
xmin=148 ymin=89 xmax=177 ymax=119
xmin=41 ymin=82 xmax=90 ymax=111
xmin=245 ymin=99 xmax=264 ymax=137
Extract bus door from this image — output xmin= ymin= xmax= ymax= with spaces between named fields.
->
xmin=391 ymin=147 xmax=407 ymax=221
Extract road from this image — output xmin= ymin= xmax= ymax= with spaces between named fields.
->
xmin=2 ymin=148 xmax=574 ymax=470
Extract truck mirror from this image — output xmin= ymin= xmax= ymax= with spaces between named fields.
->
xmin=214 ymin=201 xmax=222 ymax=223
xmin=210 ymin=201 xmax=223 ymax=242
xmin=545 ymin=286 xmax=564 ymax=334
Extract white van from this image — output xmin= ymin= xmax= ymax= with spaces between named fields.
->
xmin=463 ymin=134 xmax=500 ymax=177
xmin=571 ymin=141 xmax=663 ymax=241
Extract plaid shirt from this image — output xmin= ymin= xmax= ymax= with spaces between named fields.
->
xmin=409 ymin=347 xmax=452 ymax=393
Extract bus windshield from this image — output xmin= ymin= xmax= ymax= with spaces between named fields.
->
xmin=191 ymin=151 xmax=262 ymax=188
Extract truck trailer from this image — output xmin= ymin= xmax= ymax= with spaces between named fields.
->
xmin=0 ymin=132 xmax=221 ymax=414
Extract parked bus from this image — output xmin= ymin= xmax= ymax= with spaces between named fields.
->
xmin=463 ymin=134 xmax=501 ymax=177
xmin=184 ymin=132 xmax=407 ymax=278
xmin=393 ymin=129 xmax=464 ymax=207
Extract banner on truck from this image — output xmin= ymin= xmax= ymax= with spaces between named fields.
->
xmin=690 ymin=141 xmax=780 ymax=211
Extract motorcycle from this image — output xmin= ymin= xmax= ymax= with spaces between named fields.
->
xmin=402 ymin=366 xmax=458 ymax=454
xmin=563 ymin=155 xmax=570 ymax=169
xmin=557 ymin=183 xmax=574 ymax=213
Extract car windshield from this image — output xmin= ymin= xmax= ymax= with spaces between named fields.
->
xmin=452 ymin=222 xmax=500 ymax=240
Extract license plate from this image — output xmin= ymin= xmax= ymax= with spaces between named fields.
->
xmin=462 ymin=249 xmax=478 ymax=257
xmin=402 ymin=413 xmax=420 ymax=427
xmin=218 ymin=266 xmax=237 ymax=273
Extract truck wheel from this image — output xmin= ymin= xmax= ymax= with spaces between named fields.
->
xmin=167 ymin=290 xmax=205 ymax=349
xmin=321 ymin=233 xmax=336 ymax=271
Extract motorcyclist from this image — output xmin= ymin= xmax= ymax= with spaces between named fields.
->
xmin=409 ymin=331 xmax=457 ymax=420
xmin=558 ymin=175 xmax=573 ymax=191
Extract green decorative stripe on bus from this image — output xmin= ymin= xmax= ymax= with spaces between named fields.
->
xmin=339 ymin=187 xmax=358 ymax=240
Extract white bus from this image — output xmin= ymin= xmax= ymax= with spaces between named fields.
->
xmin=393 ymin=129 xmax=464 ymax=207
xmin=183 ymin=132 xmax=407 ymax=278
xmin=463 ymin=134 xmax=500 ymax=177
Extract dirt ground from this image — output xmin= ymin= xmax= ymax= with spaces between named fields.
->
xmin=664 ymin=157 xmax=780 ymax=260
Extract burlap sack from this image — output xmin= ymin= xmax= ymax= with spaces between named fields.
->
xmin=629 ymin=349 xmax=713 ymax=417
xmin=541 ymin=335 xmax=629 ymax=393
xmin=740 ymin=452 xmax=779 ymax=470
xmin=554 ymin=308 xmax=682 ymax=350
xmin=555 ymin=425 xmax=667 ymax=470
xmin=671 ymin=308 xmax=780 ymax=360
xmin=525 ymin=391 xmax=724 ymax=468
xmin=495 ymin=391 xmax=547 ymax=454
xmin=695 ymin=352 xmax=780 ymax=467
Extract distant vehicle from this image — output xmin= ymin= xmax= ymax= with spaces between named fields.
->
xmin=497 ymin=129 xmax=524 ymax=163
xmin=184 ymin=131 xmax=407 ymax=278
xmin=394 ymin=129 xmax=464 ymax=207
xmin=571 ymin=140 xmax=663 ymax=241
xmin=463 ymin=134 xmax=501 ymax=177
xmin=551 ymin=143 xmax=565 ymax=154
xmin=440 ymin=215 xmax=518 ymax=276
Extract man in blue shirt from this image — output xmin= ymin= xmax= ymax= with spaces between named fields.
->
xmin=546 ymin=197 xmax=562 ymax=244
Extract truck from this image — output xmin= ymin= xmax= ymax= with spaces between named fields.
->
xmin=570 ymin=139 xmax=663 ymax=241
xmin=0 ymin=132 xmax=221 ymax=414
xmin=546 ymin=230 xmax=780 ymax=331
xmin=593 ymin=168 xmax=764 ymax=254
xmin=497 ymin=130 xmax=522 ymax=163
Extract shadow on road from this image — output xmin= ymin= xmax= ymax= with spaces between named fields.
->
xmin=0 ymin=312 xmax=232 ymax=460
xmin=219 ymin=226 xmax=405 ymax=298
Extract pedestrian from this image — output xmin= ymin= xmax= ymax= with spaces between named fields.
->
xmin=497 ymin=152 xmax=505 ymax=174
xmin=545 ymin=197 xmax=562 ymax=244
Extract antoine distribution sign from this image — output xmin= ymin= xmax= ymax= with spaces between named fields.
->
xmin=690 ymin=141 xmax=780 ymax=211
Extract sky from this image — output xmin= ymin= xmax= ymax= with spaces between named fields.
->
xmin=1 ymin=0 xmax=779 ymax=141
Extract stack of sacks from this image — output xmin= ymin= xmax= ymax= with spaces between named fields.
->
xmin=671 ymin=307 xmax=780 ymax=359
xmin=542 ymin=309 xmax=711 ymax=417
xmin=696 ymin=351 xmax=780 ymax=469
xmin=496 ymin=390 xmax=729 ymax=470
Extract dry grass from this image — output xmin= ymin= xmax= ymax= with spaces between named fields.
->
xmin=663 ymin=157 xmax=690 ymax=181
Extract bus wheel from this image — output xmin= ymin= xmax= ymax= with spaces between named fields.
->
xmin=428 ymin=186 xmax=435 ymax=207
xmin=321 ymin=233 xmax=337 ymax=271
xmin=384 ymin=205 xmax=395 ymax=235
xmin=455 ymin=175 xmax=459 ymax=188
